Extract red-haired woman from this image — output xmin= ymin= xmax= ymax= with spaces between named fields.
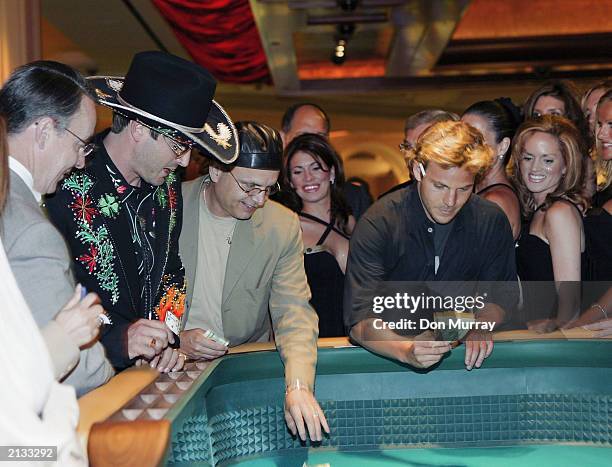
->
xmin=512 ymin=115 xmax=588 ymax=332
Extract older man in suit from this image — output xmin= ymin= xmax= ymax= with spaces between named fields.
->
xmin=179 ymin=121 xmax=327 ymax=443
xmin=0 ymin=60 xmax=113 ymax=395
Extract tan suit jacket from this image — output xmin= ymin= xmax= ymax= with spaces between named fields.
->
xmin=180 ymin=176 xmax=318 ymax=387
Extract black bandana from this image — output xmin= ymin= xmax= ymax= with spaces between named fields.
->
xmin=233 ymin=121 xmax=283 ymax=170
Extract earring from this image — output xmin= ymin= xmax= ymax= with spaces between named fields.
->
xmin=330 ymin=179 xmax=335 ymax=185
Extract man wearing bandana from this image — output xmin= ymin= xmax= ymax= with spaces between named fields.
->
xmin=46 ymin=51 xmax=239 ymax=373
xmin=179 ymin=121 xmax=328 ymax=443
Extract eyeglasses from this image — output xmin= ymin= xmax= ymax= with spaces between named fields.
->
xmin=163 ymin=136 xmax=191 ymax=158
xmin=64 ymin=127 xmax=96 ymax=156
xmin=135 ymin=119 xmax=192 ymax=159
xmin=398 ymin=140 xmax=414 ymax=153
xmin=228 ymin=171 xmax=280 ymax=197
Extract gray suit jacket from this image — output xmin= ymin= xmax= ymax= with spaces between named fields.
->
xmin=180 ymin=176 xmax=319 ymax=387
xmin=0 ymin=170 xmax=114 ymax=395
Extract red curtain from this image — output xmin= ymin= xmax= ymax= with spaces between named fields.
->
xmin=152 ymin=0 xmax=271 ymax=83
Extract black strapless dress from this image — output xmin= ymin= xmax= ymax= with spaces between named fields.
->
xmin=583 ymin=206 xmax=612 ymax=306
xmin=515 ymin=202 xmax=586 ymax=325
xmin=592 ymin=184 xmax=612 ymax=210
xmin=584 ymin=208 xmax=612 ymax=281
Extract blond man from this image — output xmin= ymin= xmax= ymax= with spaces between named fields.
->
xmin=345 ymin=121 xmax=518 ymax=371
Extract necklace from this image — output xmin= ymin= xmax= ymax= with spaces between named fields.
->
xmin=203 ymin=185 xmax=237 ymax=245
xmin=226 ymin=223 xmax=237 ymax=245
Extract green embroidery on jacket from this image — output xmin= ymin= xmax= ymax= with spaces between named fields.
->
xmin=64 ymin=172 xmax=120 ymax=304
xmin=63 ymin=172 xmax=94 ymax=194
xmin=76 ymin=223 xmax=119 ymax=304
xmin=98 ymin=193 xmax=120 ymax=218
xmin=155 ymin=188 xmax=167 ymax=209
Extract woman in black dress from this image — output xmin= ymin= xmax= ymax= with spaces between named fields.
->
xmin=462 ymin=98 xmax=522 ymax=239
xmin=586 ymin=89 xmax=612 ymax=281
xmin=512 ymin=115 xmax=588 ymax=332
xmin=282 ymin=134 xmax=355 ymax=337
xmin=565 ymin=89 xmax=612 ymax=331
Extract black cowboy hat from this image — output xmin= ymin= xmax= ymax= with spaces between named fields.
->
xmin=88 ymin=51 xmax=238 ymax=164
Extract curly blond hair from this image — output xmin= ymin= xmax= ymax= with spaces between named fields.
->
xmin=403 ymin=120 xmax=494 ymax=178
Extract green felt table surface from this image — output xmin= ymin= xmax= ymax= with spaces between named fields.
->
xmin=164 ymin=340 xmax=612 ymax=466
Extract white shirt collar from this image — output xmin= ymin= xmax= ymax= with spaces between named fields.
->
xmin=8 ymin=157 xmax=42 ymax=203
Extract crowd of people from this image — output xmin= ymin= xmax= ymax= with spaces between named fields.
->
xmin=0 ymin=50 xmax=610 ymax=453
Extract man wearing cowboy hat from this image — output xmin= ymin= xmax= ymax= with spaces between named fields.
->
xmin=179 ymin=121 xmax=328 ymax=442
xmin=46 ymin=51 xmax=239 ymax=372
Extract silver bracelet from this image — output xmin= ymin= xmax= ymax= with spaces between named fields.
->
xmin=285 ymin=379 xmax=313 ymax=395
xmin=591 ymin=303 xmax=609 ymax=320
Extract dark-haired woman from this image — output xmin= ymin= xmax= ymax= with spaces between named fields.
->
xmin=512 ymin=116 xmax=588 ymax=332
xmin=462 ymin=99 xmax=522 ymax=239
xmin=524 ymin=81 xmax=587 ymax=127
xmin=283 ymin=134 xmax=355 ymax=337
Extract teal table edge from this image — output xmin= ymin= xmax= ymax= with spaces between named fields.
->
xmin=170 ymin=340 xmax=612 ymax=399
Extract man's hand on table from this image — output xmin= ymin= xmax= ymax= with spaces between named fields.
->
xmin=400 ymin=337 xmax=452 ymax=369
xmin=462 ymin=330 xmax=493 ymax=370
xmin=127 ymin=318 xmax=174 ymax=359
xmin=527 ymin=319 xmax=559 ymax=334
xmin=284 ymin=386 xmax=330 ymax=442
xmin=180 ymin=328 xmax=228 ymax=360
xmin=135 ymin=347 xmax=185 ymax=373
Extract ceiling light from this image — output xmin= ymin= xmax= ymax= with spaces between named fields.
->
xmin=332 ymin=38 xmax=347 ymax=65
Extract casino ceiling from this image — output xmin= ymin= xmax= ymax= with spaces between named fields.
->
xmin=42 ymin=0 xmax=611 ymax=95
xmin=38 ymin=0 xmax=612 ymax=196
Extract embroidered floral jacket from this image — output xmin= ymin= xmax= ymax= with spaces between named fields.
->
xmin=46 ymin=133 xmax=186 ymax=370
